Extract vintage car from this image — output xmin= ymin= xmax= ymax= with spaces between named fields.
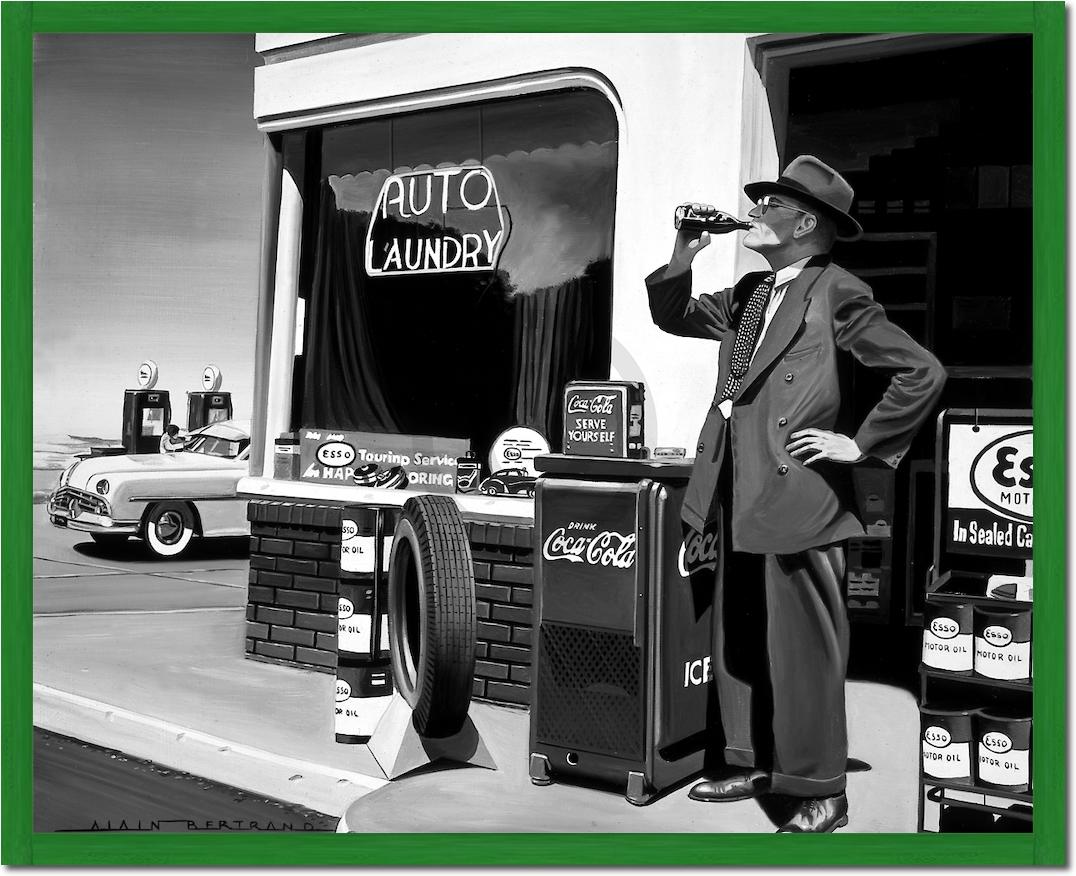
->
xmin=478 ymin=467 xmax=537 ymax=498
xmin=47 ymin=419 xmax=251 ymax=557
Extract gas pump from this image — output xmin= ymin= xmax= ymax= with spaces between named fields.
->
xmin=121 ymin=360 xmax=172 ymax=454
xmin=187 ymin=364 xmax=233 ymax=430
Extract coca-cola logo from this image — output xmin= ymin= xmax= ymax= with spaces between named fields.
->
xmin=566 ymin=394 xmax=616 ymax=416
xmin=678 ymin=530 xmax=719 ymax=577
xmin=543 ymin=526 xmax=637 ymax=568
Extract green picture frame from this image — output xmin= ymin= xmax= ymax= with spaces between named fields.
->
xmin=3 ymin=2 xmax=1064 ymax=866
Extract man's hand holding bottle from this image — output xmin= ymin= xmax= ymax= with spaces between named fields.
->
xmin=667 ymin=203 xmax=748 ymax=277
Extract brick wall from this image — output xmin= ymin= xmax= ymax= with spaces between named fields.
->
xmin=469 ymin=522 xmax=534 ymax=707
xmin=245 ymin=501 xmax=535 ymax=710
xmin=246 ymin=502 xmax=344 ymax=670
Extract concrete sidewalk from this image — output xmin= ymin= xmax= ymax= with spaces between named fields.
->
xmin=34 ymin=603 xmax=921 ymax=830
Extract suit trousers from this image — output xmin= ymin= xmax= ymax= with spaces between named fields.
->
xmin=710 ymin=432 xmax=851 ymax=798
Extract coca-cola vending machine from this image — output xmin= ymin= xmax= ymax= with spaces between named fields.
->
xmin=529 ymin=455 xmax=716 ymax=805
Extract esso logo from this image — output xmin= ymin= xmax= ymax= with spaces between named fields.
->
xmin=924 ymin=725 xmax=951 ymax=747
xmin=202 ymin=364 xmax=222 ymax=392
xmin=488 ymin=427 xmax=550 ymax=478
xmin=930 ymin=617 xmax=960 ymax=639
xmin=983 ymin=625 xmax=1013 ymax=647
xmin=137 ymin=359 xmax=159 ymax=389
xmin=335 ymin=680 xmax=352 ymax=702
xmin=317 ymin=441 xmax=356 ymax=468
xmin=970 ymin=430 xmax=1033 ymax=522
xmin=982 ymin=732 xmax=1013 ymax=754
xmin=341 ymin=520 xmax=358 ymax=540
xmin=338 ymin=597 xmax=354 ymax=619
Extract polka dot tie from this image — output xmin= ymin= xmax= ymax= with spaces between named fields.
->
xmin=720 ymin=271 xmax=776 ymax=402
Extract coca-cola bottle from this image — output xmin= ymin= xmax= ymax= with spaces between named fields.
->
xmin=674 ymin=204 xmax=751 ymax=234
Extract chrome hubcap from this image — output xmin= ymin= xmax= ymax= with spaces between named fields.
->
xmin=155 ymin=511 xmax=184 ymax=545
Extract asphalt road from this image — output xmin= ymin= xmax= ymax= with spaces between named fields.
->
xmin=31 ymin=506 xmax=330 ymax=832
xmin=34 ymin=504 xmax=250 ymax=615
xmin=35 ymin=728 xmax=337 ymax=833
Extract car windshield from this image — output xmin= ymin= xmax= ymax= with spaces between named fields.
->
xmin=184 ymin=433 xmax=250 ymax=459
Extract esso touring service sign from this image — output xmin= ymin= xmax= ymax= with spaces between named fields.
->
xmin=946 ymin=422 xmax=1032 ymax=558
xmin=365 ymin=166 xmax=508 ymax=277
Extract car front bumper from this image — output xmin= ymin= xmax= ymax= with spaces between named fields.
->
xmin=46 ymin=491 xmax=140 ymax=535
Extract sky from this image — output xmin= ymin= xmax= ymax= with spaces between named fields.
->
xmin=33 ymin=34 xmax=264 ymax=439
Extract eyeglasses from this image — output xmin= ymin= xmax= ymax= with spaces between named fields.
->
xmin=751 ymin=196 xmax=813 ymax=217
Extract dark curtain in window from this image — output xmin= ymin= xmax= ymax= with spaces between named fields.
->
xmin=511 ymin=260 xmax=611 ymax=449
xmin=301 ymin=180 xmax=400 ymax=432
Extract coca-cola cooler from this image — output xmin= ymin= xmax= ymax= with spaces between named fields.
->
xmin=529 ymin=455 xmax=716 ymax=805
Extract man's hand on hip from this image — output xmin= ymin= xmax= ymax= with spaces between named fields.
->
xmin=786 ymin=429 xmax=865 ymax=465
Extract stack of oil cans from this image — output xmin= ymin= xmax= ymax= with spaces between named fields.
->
xmin=920 ymin=599 xmax=1033 ymax=802
xmin=335 ymin=505 xmax=397 ymax=744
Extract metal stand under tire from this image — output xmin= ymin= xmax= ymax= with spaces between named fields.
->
xmin=366 ymin=495 xmax=496 ymax=779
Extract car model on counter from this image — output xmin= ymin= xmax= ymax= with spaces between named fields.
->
xmin=478 ymin=467 xmax=537 ymax=498
xmin=47 ymin=419 xmax=251 ymax=557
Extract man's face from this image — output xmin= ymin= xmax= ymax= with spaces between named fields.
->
xmin=742 ymin=194 xmax=815 ymax=254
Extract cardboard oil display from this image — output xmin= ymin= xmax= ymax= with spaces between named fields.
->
xmin=562 ymin=381 xmax=646 ymax=458
xmin=335 ymin=506 xmax=393 ymax=743
xmin=921 ymin=602 xmax=973 ymax=673
xmin=334 ymin=663 xmax=393 ymax=744
xmin=973 ymin=607 xmax=1031 ymax=681
xmin=920 ymin=706 xmax=974 ymax=784
xmin=976 ymin=709 xmax=1031 ymax=793
xmin=917 ymin=411 xmax=1035 ymax=834
xmin=376 ymin=507 xmax=398 ymax=661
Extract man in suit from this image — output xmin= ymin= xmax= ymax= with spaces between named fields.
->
xmin=646 ymin=155 xmax=946 ymax=832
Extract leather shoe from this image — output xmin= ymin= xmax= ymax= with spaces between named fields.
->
xmin=688 ymin=769 xmax=771 ymax=802
xmin=776 ymin=793 xmax=849 ymax=833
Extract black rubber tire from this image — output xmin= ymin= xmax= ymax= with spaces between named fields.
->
xmin=142 ymin=502 xmax=195 ymax=558
xmin=388 ymin=495 xmax=476 ymax=738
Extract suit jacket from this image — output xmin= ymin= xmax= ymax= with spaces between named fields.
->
xmin=646 ymin=256 xmax=946 ymax=554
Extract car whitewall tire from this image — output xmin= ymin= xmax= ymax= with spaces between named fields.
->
xmin=144 ymin=503 xmax=195 ymax=558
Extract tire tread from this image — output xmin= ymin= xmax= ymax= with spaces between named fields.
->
xmin=400 ymin=495 xmax=476 ymax=737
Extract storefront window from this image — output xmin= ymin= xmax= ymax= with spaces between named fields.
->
xmin=296 ymin=89 xmax=618 ymax=461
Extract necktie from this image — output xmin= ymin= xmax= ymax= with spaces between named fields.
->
xmin=720 ymin=271 xmax=776 ymax=402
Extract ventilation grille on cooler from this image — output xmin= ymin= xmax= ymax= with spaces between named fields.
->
xmin=535 ymin=623 xmax=643 ymax=760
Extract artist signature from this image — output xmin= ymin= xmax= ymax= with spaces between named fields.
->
xmin=61 ymin=819 xmax=333 ymax=832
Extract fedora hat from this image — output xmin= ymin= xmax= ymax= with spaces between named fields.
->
xmin=744 ymin=155 xmax=863 ymax=241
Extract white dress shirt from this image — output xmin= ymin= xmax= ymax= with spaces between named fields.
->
xmin=718 ymin=256 xmax=811 ymax=419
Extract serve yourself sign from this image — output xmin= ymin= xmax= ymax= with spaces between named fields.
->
xmin=946 ymin=422 xmax=1033 ymax=557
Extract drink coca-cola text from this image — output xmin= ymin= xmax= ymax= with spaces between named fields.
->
xmin=543 ymin=524 xmax=637 ymax=568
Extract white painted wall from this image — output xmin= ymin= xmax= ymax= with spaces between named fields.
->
xmin=252 ymin=34 xmax=778 ymax=458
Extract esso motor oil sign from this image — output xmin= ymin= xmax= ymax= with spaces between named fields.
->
xmin=365 ymin=166 xmax=507 ymax=277
xmin=970 ymin=430 xmax=1033 ymax=522
xmin=946 ymin=421 xmax=1033 ymax=559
